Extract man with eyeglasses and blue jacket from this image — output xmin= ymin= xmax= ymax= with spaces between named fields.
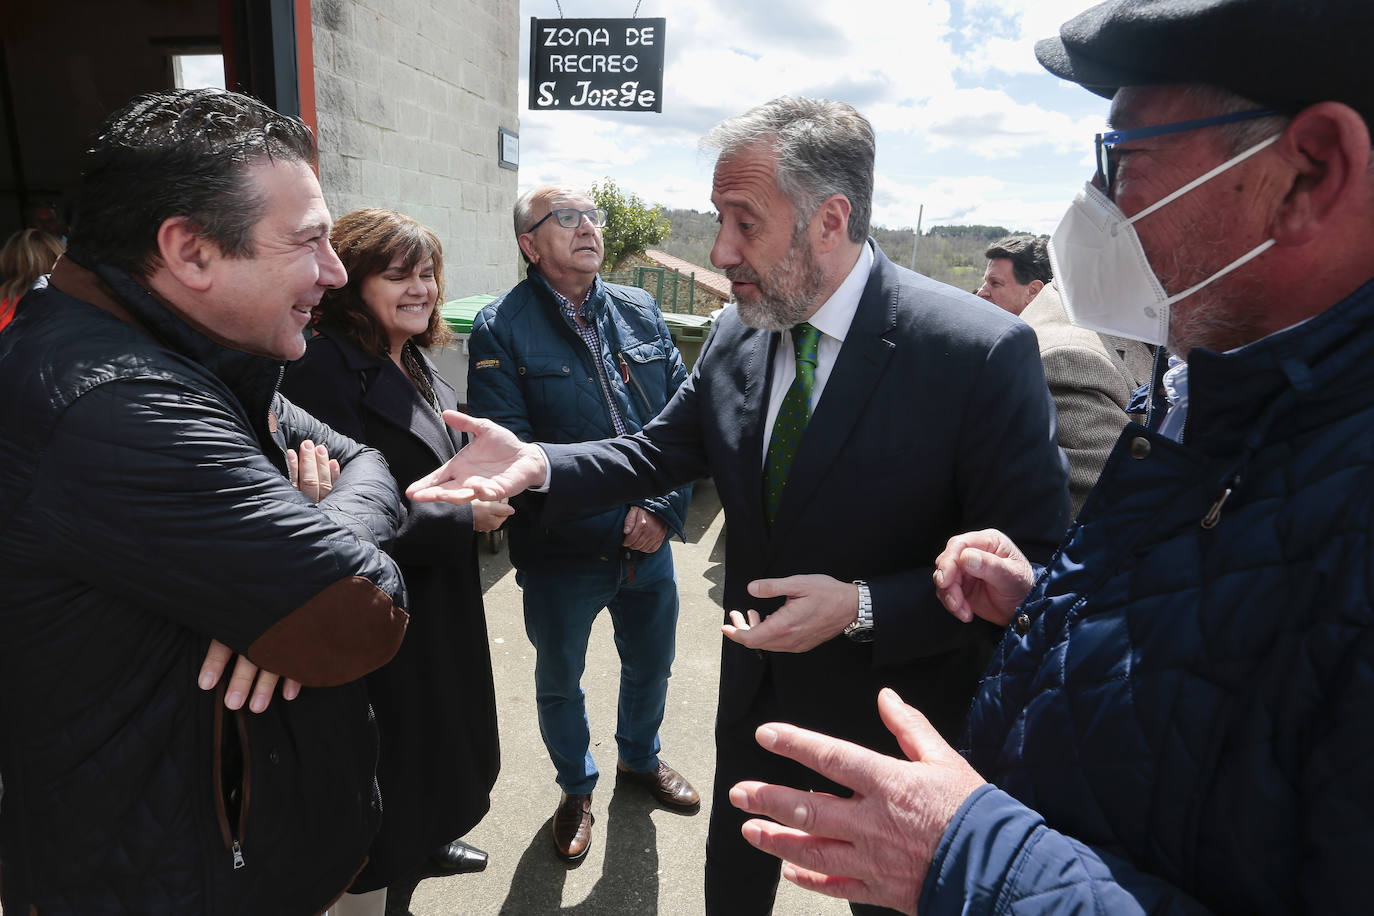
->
xmin=466 ymin=185 xmax=697 ymax=863
xmin=719 ymin=0 xmax=1374 ymax=913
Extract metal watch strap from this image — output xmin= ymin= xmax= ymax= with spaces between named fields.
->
xmin=843 ymin=579 xmax=874 ymax=642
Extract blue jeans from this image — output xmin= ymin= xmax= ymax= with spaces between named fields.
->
xmin=518 ymin=543 xmax=679 ymax=795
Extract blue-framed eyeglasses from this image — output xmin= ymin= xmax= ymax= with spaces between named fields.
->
xmin=525 ymin=207 xmax=608 ymax=232
xmin=1095 ymin=108 xmax=1280 ymax=194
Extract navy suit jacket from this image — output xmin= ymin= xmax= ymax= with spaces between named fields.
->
xmin=543 ymin=243 xmax=1069 ymax=750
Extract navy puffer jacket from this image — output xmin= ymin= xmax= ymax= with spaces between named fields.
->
xmin=921 ymin=279 xmax=1374 ymax=914
xmin=466 ymin=269 xmax=691 ymax=571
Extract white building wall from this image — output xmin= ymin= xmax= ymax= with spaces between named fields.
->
xmin=311 ymin=0 xmax=520 ymax=298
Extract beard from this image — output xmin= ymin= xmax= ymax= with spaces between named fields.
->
xmin=1167 ymin=286 xmax=1263 ymax=357
xmin=728 ymin=225 xmax=826 ymax=331
xmin=1151 ymin=220 xmax=1268 ymax=356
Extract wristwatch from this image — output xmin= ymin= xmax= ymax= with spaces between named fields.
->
xmin=843 ymin=580 xmax=874 ymax=643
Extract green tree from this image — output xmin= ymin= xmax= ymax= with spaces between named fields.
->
xmin=591 ymin=178 xmax=671 ymax=270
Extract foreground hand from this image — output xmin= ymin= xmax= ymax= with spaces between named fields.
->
xmin=931 ymin=529 xmax=1034 ymax=626
xmin=722 ymin=575 xmax=858 ymax=653
xmin=198 ymin=639 xmax=301 ymax=713
xmin=407 ymin=411 xmax=548 ymax=504
xmin=622 ymin=506 xmax=668 ymax=553
xmin=730 ymin=688 xmax=986 ymax=914
xmin=472 ymin=498 xmax=514 ymax=533
xmin=286 ymin=439 xmax=341 ymax=504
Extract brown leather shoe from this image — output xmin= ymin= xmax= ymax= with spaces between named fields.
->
xmin=616 ymin=759 xmax=701 ymax=811
xmin=552 ymin=792 xmax=594 ymax=861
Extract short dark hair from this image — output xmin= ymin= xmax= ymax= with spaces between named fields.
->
xmin=314 ymin=208 xmax=451 ymax=357
xmin=703 ymin=96 xmax=875 ymax=242
xmin=984 ymin=234 xmax=1051 ymax=286
xmin=68 ymin=88 xmax=317 ymax=276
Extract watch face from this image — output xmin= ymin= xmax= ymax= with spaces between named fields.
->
xmin=845 ymin=625 xmax=875 ymax=645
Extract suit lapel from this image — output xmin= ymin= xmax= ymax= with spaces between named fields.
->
xmin=767 ymin=254 xmax=896 ymax=555
xmin=741 ymin=327 xmax=779 ymax=528
xmin=740 ymin=328 xmax=776 ymax=464
xmin=417 ymin=347 xmax=464 ymax=455
xmin=358 ymin=351 xmax=457 ymax=465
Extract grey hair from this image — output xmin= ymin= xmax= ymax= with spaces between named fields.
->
xmin=1183 ymin=85 xmax=1291 ymax=153
xmin=513 ymin=184 xmax=589 ymax=237
xmin=701 ymin=96 xmax=874 ymax=243
xmin=512 ymin=184 xmax=590 ymax=265
xmin=1189 ymin=84 xmax=1374 ymax=183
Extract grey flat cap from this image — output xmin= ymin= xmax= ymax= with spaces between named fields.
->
xmin=1036 ymin=0 xmax=1374 ymax=120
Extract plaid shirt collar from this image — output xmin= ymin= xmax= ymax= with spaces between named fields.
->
xmin=551 ymin=282 xmax=595 ymax=323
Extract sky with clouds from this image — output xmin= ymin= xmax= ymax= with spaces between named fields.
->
xmin=515 ymin=0 xmax=1112 ymax=236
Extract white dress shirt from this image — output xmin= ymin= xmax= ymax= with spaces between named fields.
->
xmin=534 ymin=242 xmax=874 ymax=489
xmin=759 ymin=241 xmax=873 ymax=464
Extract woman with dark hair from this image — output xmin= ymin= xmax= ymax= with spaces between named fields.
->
xmin=281 ymin=208 xmax=506 ymax=915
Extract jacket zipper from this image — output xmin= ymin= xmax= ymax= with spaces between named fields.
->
xmin=617 ymin=351 xmax=654 ymax=414
xmin=212 ymin=680 xmax=252 ymax=870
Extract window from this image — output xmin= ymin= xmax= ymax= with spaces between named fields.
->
xmin=172 ymin=53 xmax=225 ymax=90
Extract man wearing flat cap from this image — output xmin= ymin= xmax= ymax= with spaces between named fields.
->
xmin=724 ymin=0 xmax=1374 ymax=913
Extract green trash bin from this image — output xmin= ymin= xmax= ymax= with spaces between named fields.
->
xmin=432 ymin=295 xmax=497 ymax=406
xmin=661 ymin=312 xmax=714 ymax=370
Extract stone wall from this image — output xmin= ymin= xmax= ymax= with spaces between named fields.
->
xmin=310 ymin=0 xmax=520 ymax=298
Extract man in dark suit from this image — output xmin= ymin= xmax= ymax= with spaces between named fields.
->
xmin=410 ymin=96 xmax=1069 ymax=914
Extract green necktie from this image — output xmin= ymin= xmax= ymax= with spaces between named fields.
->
xmin=764 ymin=322 xmax=822 ymax=524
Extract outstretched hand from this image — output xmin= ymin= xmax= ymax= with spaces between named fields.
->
xmin=931 ymin=529 xmax=1035 ymax=626
xmin=729 ymin=688 xmax=986 ymax=914
xmin=407 ymin=411 xmax=548 ymax=504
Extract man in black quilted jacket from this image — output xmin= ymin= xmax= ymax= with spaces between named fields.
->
xmin=0 ymin=89 xmax=409 ymax=915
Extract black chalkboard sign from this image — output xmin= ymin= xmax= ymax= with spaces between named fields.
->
xmin=528 ymin=18 xmax=666 ymax=112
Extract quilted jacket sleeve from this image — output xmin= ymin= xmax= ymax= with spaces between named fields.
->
xmin=465 ymin=303 xmax=546 ymax=529
xmin=272 ymin=392 xmax=404 ymax=550
xmin=466 ymin=305 xmax=538 ymax=442
xmin=279 ymin=341 xmax=478 ymax=568
xmin=920 ymin=786 xmax=1212 ymax=915
xmin=30 ymin=376 xmax=408 ymax=687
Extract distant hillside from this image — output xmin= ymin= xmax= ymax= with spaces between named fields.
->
xmin=656 ymin=208 xmax=1042 ymax=294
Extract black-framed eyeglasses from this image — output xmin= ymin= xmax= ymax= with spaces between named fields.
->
xmin=525 ymin=207 xmax=608 ymax=232
xmin=1094 ymin=108 xmax=1280 ymax=195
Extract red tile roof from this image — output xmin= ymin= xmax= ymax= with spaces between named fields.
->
xmin=645 ymin=249 xmax=732 ymax=300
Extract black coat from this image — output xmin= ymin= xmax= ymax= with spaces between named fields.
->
xmin=281 ymin=329 xmax=499 ymax=890
xmin=0 ymin=258 xmax=409 ymax=915
xmin=543 ymin=242 xmax=1071 ymax=749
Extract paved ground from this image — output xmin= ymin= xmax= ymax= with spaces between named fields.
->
xmin=0 ymin=478 xmax=850 ymax=916
xmin=394 ymin=477 xmax=851 ymax=915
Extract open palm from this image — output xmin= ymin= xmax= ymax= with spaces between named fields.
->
xmin=406 ymin=410 xmax=548 ymax=504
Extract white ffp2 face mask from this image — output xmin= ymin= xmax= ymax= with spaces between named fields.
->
xmin=1048 ymin=133 xmax=1281 ymax=345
